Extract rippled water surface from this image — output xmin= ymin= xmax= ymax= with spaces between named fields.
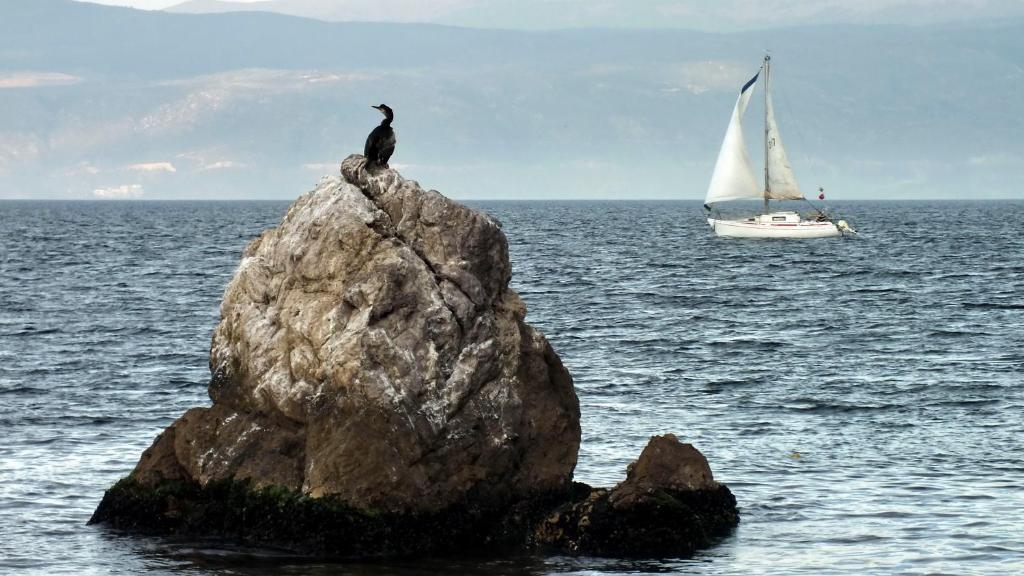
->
xmin=1 ymin=200 xmax=1023 ymax=575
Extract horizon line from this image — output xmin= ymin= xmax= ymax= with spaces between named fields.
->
xmin=2 ymin=197 xmax=1022 ymax=202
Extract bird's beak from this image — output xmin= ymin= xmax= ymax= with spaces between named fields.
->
xmin=371 ymin=105 xmax=381 ymax=110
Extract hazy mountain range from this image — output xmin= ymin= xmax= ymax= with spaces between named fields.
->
xmin=2 ymin=0 xmax=1023 ymax=199
xmin=166 ymin=0 xmax=1024 ymax=31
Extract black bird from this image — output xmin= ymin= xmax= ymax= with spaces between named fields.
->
xmin=364 ymin=104 xmax=396 ymax=168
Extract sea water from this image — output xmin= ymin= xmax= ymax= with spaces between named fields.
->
xmin=1 ymin=200 xmax=1022 ymax=575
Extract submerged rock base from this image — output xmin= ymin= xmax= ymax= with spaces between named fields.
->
xmin=91 ymin=434 xmax=738 ymax=558
xmin=535 ymin=487 xmax=737 ymax=557
xmin=89 ymin=477 xmax=583 ymax=557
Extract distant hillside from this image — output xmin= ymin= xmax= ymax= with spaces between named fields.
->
xmin=165 ymin=0 xmax=1024 ymax=30
xmin=168 ymin=0 xmax=276 ymax=14
xmin=166 ymin=0 xmax=450 ymax=24
xmin=2 ymin=0 xmax=1023 ymax=199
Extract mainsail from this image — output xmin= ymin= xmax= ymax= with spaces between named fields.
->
xmin=705 ymin=57 xmax=806 ymax=206
xmin=704 ymin=72 xmax=762 ymax=205
xmin=765 ymin=77 xmax=804 ymax=200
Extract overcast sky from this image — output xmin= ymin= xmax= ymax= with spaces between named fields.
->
xmin=77 ymin=0 xmax=1024 ymax=30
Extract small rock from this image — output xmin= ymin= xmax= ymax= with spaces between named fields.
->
xmin=608 ymin=433 xmax=717 ymax=509
xmin=533 ymin=436 xmax=738 ymax=557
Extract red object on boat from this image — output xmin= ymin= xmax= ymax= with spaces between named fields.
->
xmin=818 ymin=193 xmax=825 ymax=200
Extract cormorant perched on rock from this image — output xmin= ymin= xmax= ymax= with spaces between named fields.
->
xmin=364 ymin=104 xmax=396 ymax=168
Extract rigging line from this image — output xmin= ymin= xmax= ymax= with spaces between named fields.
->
xmin=775 ymin=66 xmax=819 ymax=190
xmin=801 ymin=196 xmax=833 ymax=222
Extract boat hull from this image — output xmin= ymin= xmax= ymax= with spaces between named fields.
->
xmin=708 ymin=218 xmax=840 ymax=238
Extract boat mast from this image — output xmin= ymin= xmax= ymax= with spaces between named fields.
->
xmin=763 ymin=54 xmax=770 ymax=215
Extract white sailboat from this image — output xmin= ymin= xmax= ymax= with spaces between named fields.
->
xmin=704 ymin=55 xmax=854 ymax=238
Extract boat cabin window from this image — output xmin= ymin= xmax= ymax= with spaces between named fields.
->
xmin=772 ymin=216 xmax=787 ymax=222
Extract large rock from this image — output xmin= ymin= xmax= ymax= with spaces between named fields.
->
xmin=123 ymin=154 xmax=581 ymax=513
xmin=91 ymin=157 xmax=739 ymax=558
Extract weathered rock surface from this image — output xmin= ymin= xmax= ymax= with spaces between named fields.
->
xmin=122 ymin=154 xmax=581 ymax=513
xmin=91 ymin=157 xmax=738 ymax=558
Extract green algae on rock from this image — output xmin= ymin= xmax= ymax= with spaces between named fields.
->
xmin=91 ymin=476 xmax=582 ymax=557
